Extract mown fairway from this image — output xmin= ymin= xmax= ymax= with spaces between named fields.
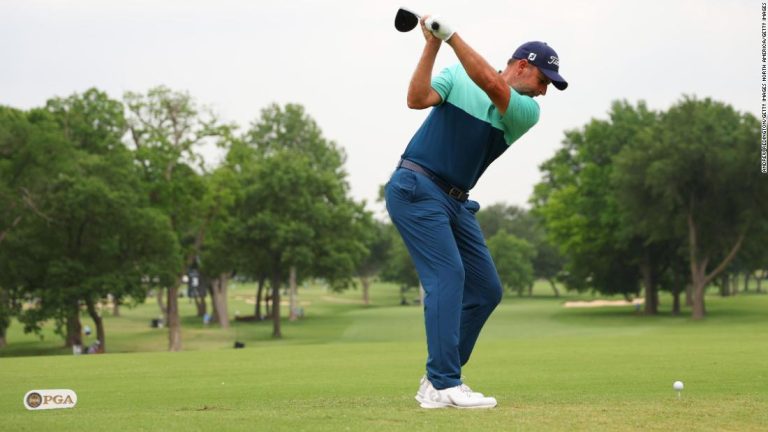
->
xmin=2 ymin=282 xmax=767 ymax=431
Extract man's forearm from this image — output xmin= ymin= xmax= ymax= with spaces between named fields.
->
xmin=446 ymin=34 xmax=509 ymax=112
xmin=407 ymin=40 xmax=441 ymax=109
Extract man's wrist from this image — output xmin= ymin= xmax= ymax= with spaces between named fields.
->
xmin=445 ymin=33 xmax=459 ymax=48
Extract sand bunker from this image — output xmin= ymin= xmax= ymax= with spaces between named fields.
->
xmin=564 ymin=299 xmax=644 ymax=308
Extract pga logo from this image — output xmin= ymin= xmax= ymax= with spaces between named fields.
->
xmin=24 ymin=389 xmax=78 ymax=410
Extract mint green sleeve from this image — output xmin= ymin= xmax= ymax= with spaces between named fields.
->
xmin=430 ymin=65 xmax=456 ymax=103
xmin=500 ymin=89 xmax=540 ymax=144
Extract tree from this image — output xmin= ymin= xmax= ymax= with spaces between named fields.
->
xmin=380 ymin=223 xmax=420 ymax=304
xmin=356 ymin=219 xmax=392 ymax=305
xmin=0 ymin=91 xmax=179 ymax=351
xmin=0 ymin=105 xmax=71 ymax=346
xmin=197 ymin=164 xmax=241 ymax=328
xmin=236 ymin=103 xmax=369 ymax=337
xmin=532 ymin=236 xmax=565 ymax=297
xmin=476 ymin=203 xmax=564 ymax=296
xmin=124 ymin=86 xmax=234 ymax=350
xmin=613 ymin=97 xmax=765 ymax=319
xmin=532 ymin=102 xmax=658 ymax=306
xmin=487 ymin=231 xmax=535 ymax=296
xmin=476 ymin=203 xmax=528 ymax=239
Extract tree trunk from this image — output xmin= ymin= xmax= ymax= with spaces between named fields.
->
xmin=688 ymin=209 xmax=707 ymax=320
xmin=758 ymin=271 xmax=764 ymax=293
xmin=265 ymin=290 xmax=272 ymax=318
xmin=671 ymin=271 xmax=681 ymax=315
xmin=193 ymin=291 xmax=207 ymax=318
xmin=687 ymin=209 xmax=745 ymax=320
xmin=528 ymin=282 xmax=533 ymax=297
xmin=0 ymin=288 xmax=9 ymax=348
xmin=548 ymin=279 xmax=560 ymax=297
xmin=419 ymin=284 xmax=425 ymax=306
xmin=691 ymin=267 xmax=707 ymax=320
xmin=743 ymin=272 xmax=750 ymax=293
xmin=85 ymin=297 xmax=106 ymax=353
xmin=361 ymin=276 xmax=371 ymax=306
xmin=167 ymin=284 xmax=182 ymax=351
xmin=212 ymin=274 xmax=230 ymax=328
xmin=289 ymin=266 xmax=299 ymax=321
xmin=208 ymin=282 xmax=219 ymax=324
xmin=255 ymin=276 xmax=265 ymax=320
xmin=156 ymin=288 xmax=168 ymax=323
xmin=65 ymin=300 xmax=82 ymax=348
xmin=271 ymin=274 xmax=282 ymax=338
xmin=109 ymin=294 xmax=120 ymax=317
xmin=641 ymin=259 xmax=657 ymax=315
xmin=719 ymin=274 xmax=731 ymax=297
xmin=672 ymin=287 xmax=681 ymax=315
xmin=191 ymin=274 xmax=207 ymax=318
xmin=685 ymin=283 xmax=693 ymax=307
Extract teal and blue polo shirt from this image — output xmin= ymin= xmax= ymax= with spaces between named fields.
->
xmin=401 ymin=64 xmax=540 ymax=191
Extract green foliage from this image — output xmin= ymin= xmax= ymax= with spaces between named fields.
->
xmin=476 ymin=203 xmax=564 ymax=284
xmin=614 ymin=96 xmax=764 ymax=255
xmin=534 ymin=96 xmax=765 ymax=317
xmin=532 ymin=101 xmax=657 ymax=296
xmin=245 ymin=103 xmax=347 ymax=174
xmin=476 ymin=203 xmax=528 ymax=239
xmin=232 ymin=104 xmax=369 ymax=287
xmin=356 ymin=219 xmax=392 ymax=279
xmin=611 ymin=96 xmax=766 ymax=316
xmin=214 ymin=103 xmax=371 ymax=336
xmin=487 ymin=230 xmax=535 ymax=294
xmin=0 ymin=91 xmax=179 ymax=342
xmin=45 ymin=88 xmax=127 ymax=155
xmin=379 ymin=224 xmax=420 ymax=292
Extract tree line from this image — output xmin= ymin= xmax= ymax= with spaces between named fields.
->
xmin=0 ymin=87 xmax=372 ymax=352
xmin=531 ymin=97 xmax=767 ymax=318
xmin=1 ymin=91 xmax=764 ymax=353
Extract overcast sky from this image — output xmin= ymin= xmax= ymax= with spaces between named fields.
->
xmin=1 ymin=0 xmax=757 ymax=217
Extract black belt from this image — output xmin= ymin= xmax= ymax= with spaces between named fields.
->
xmin=397 ymin=159 xmax=469 ymax=202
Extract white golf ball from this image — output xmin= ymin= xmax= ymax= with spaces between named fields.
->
xmin=673 ymin=381 xmax=684 ymax=391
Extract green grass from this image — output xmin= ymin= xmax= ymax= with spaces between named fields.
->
xmin=1 ymin=281 xmax=767 ymax=431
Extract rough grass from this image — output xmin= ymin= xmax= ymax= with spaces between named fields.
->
xmin=1 ymin=281 xmax=767 ymax=431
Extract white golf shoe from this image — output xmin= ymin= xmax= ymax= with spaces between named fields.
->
xmin=415 ymin=376 xmax=497 ymax=409
xmin=416 ymin=375 xmax=485 ymax=399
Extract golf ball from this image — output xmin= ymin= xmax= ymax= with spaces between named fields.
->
xmin=673 ymin=381 xmax=684 ymax=391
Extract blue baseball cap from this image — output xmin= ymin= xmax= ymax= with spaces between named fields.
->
xmin=512 ymin=41 xmax=568 ymax=90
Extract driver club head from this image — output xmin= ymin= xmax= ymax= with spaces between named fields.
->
xmin=394 ymin=8 xmax=420 ymax=32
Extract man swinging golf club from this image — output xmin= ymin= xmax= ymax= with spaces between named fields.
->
xmin=386 ymin=11 xmax=567 ymax=409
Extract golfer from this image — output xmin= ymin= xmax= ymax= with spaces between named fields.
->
xmin=385 ymin=15 xmax=567 ymax=409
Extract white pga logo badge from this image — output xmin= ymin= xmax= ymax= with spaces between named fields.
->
xmin=24 ymin=389 xmax=78 ymax=410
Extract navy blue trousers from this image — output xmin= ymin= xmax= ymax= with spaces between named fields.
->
xmin=385 ymin=168 xmax=502 ymax=390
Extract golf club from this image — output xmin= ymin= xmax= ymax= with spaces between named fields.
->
xmin=394 ymin=7 xmax=441 ymax=33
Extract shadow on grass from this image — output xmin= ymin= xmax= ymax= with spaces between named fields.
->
xmin=0 ymin=340 xmax=70 ymax=358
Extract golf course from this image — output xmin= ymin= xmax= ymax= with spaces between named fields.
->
xmin=2 ymin=281 xmax=766 ymax=431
